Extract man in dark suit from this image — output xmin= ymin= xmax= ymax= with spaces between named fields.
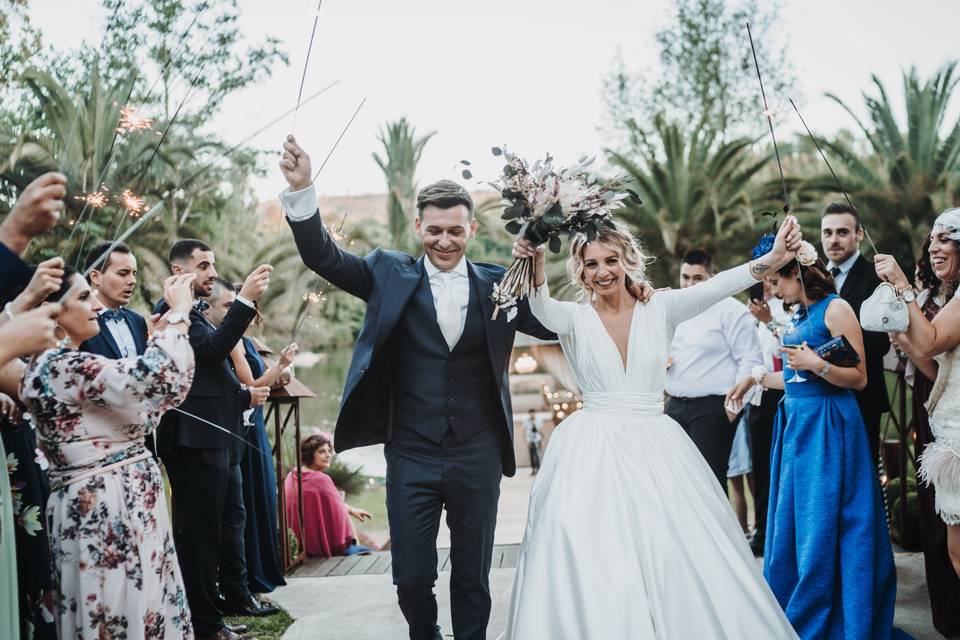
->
xmin=821 ymin=202 xmax=891 ymax=464
xmin=279 ymin=135 xmax=556 ymax=640
xmin=156 ymin=240 xmax=274 ymax=640
xmin=80 ymin=241 xmax=148 ymax=359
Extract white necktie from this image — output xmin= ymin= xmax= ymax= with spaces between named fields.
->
xmin=435 ymin=273 xmax=461 ymax=350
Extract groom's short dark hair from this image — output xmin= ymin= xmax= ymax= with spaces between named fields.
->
xmin=416 ymin=180 xmax=474 ymax=218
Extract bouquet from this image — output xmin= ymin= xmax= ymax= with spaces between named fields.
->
xmin=469 ymin=147 xmax=641 ymax=318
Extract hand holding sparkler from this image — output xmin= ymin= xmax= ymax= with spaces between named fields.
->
xmin=278 ymin=343 xmax=298 ymax=368
xmin=0 ymin=173 xmax=68 ymax=254
xmin=239 ymin=265 xmax=274 ymax=302
xmin=873 ymin=254 xmax=911 ymax=291
xmin=10 ymin=257 xmax=65 ymax=313
xmin=749 ymin=215 xmax=803 ymax=280
xmin=153 ymin=274 xmax=197 ymax=334
xmin=280 ymin=135 xmax=313 ymax=191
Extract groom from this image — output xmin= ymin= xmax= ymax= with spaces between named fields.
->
xmin=280 ymin=136 xmax=555 ymax=640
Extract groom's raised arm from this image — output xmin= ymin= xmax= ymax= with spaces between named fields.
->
xmin=279 ymin=136 xmax=376 ymax=301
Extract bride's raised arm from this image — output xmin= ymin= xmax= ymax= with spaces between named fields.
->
xmin=513 ymin=242 xmax=576 ymax=336
xmin=661 ymin=216 xmax=802 ymax=332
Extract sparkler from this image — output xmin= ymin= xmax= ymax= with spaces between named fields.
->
xmin=291 ymin=0 xmax=324 ymax=134
xmin=74 ymin=187 xmax=109 ymax=209
xmin=746 ymin=23 xmax=811 ymax=324
xmin=788 ymin=98 xmax=879 ymax=256
xmin=311 ymin=96 xmax=367 ymax=183
xmin=117 ymin=106 xmax=154 ymax=133
xmin=119 ymin=189 xmax=146 ymax=217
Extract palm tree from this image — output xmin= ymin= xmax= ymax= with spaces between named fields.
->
xmin=817 ymin=62 xmax=960 ymax=269
xmin=607 ymin=114 xmax=773 ymax=284
xmin=372 ymin=118 xmax=435 ymax=251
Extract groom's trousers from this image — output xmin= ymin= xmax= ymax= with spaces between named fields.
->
xmin=385 ymin=424 xmax=503 ymax=640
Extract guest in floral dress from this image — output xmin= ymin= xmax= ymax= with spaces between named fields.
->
xmin=20 ymin=269 xmax=198 ymax=639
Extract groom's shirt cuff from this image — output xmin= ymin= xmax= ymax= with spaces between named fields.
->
xmin=279 ymin=184 xmax=318 ymax=222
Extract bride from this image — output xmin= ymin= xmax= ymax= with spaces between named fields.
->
xmin=504 ymin=218 xmax=802 ymax=639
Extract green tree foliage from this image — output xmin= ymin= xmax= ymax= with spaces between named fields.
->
xmin=603 ymin=0 xmax=794 ymax=147
xmin=814 ymin=62 xmax=960 ymax=270
xmin=607 ymin=115 xmax=772 ymax=284
xmin=372 ymin=117 xmax=435 ymax=251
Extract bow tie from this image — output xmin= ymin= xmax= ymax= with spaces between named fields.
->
xmin=195 ymin=300 xmax=210 ymax=313
xmin=101 ymin=308 xmax=126 ymax=322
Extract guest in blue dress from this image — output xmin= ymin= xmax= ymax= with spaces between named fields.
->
xmin=234 ymin=334 xmax=295 ymax=593
xmin=727 ymin=239 xmax=900 ymax=639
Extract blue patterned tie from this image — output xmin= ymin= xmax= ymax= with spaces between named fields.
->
xmin=101 ymin=308 xmax=125 ymax=322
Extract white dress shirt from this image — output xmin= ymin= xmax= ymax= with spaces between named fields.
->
xmin=101 ymin=309 xmax=138 ymax=358
xmin=666 ymin=296 xmax=763 ymax=398
xmin=826 ymin=251 xmax=860 ymax=292
xmin=281 ymin=184 xmax=319 ymax=221
xmin=524 ymin=417 xmax=542 ymax=445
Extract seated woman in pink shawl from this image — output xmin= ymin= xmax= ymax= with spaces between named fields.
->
xmin=284 ymin=434 xmax=373 ymax=557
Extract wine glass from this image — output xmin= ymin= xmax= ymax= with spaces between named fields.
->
xmin=780 ymin=318 xmax=807 ymax=384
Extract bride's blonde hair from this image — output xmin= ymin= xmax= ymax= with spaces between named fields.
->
xmin=566 ymin=221 xmax=651 ymax=300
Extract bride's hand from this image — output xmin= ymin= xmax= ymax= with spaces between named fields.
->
xmin=513 ymin=238 xmax=546 ymax=285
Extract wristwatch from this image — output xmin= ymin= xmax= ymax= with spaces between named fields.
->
xmin=165 ymin=311 xmax=191 ymax=327
xmin=899 ymin=288 xmax=916 ymax=303
xmin=816 ymin=362 xmax=831 ymax=378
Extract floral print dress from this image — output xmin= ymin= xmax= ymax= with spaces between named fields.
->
xmin=20 ymin=329 xmax=195 ymax=640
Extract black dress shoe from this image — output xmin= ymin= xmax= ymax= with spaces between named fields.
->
xmin=221 ymin=594 xmax=279 ymax=617
xmin=749 ymin=535 xmax=765 ymax=558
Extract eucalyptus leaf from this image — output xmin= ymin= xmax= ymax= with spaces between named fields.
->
xmin=460 ymin=159 xmax=471 ymax=166
xmin=548 ymin=235 xmax=562 ymax=254
xmin=501 ymin=202 xmax=524 ymax=220
xmin=503 ymin=165 xmax=516 ymax=178
xmin=625 ymin=188 xmax=643 ymax=205
xmin=462 ymin=169 xmax=473 ymax=180
xmin=586 ymin=224 xmax=597 ymax=242
xmin=505 ymin=220 xmax=522 ymax=234
xmin=492 ymin=146 xmax=503 ymax=156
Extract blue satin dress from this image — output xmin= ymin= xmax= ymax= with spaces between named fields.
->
xmin=764 ymin=294 xmax=900 ymax=639
xmin=240 ymin=337 xmax=286 ymax=593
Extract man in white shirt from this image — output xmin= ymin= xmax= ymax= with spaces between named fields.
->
xmin=80 ymin=241 xmax=147 ymax=360
xmin=522 ymin=409 xmax=543 ymax=474
xmin=666 ymin=249 xmax=763 ymax=490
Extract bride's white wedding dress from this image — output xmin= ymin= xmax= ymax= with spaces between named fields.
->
xmin=505 ymin=264 xmax=797 ymax=639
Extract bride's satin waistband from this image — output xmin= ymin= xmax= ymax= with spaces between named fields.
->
xmin=581 ymin=392 xmax=664 ymax=416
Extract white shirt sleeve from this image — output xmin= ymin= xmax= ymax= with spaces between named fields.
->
xmin=528 ymin=282 xmax=577 ymax=336
xmin=279 ymin=184 xmax=319 ymax=221
xmin=661 ymin=263 xmax=755 ymax=333
xmin=234 ymin=294 xmax=254 ymax=309
xmin=725 ymin=306 xmax=764 ymax=382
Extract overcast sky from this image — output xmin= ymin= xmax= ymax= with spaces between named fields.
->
xmin=29 ymin=0 xmax=960 ymax=201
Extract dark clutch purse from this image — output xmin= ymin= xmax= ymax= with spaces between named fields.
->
xmin=814 ymin=335 xmax=861 ymax=367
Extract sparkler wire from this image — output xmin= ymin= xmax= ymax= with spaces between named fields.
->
xmin=291 ymin=0 xmax=324 ymax=134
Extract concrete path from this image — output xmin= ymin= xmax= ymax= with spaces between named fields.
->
xmin=273 ymin=474 xmax=942 ymax=639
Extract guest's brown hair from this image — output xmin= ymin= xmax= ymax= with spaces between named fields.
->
xmin=416 ymin=180 xmax=474 ymax=218
xmin=300 ymin=434 xmax=332 ymax=465
xmin=777 ymin=260 xmax=837 ymax=301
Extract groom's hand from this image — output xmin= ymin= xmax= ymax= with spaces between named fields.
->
xmin=280 ymin=135 xmax=313 ymax=191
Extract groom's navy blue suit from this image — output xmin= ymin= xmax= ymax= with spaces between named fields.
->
xmin=287 ymin=211 xmax=554 ymax=640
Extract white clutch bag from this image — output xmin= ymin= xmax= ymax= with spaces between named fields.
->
xmin=860 ymin=282 xmax=909 ymax=333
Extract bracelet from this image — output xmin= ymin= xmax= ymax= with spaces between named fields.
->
xmin=816 ymin=362 xmax=831 ymax=378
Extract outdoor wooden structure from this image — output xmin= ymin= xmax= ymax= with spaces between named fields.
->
xmin=266 ymin=378 xmax=316 ymax=572
xmin=288 ymin=543 xmax=522 ymax=578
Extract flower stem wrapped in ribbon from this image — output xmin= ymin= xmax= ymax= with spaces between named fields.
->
xmin=477 ymin=147 xmax=641 ymax=318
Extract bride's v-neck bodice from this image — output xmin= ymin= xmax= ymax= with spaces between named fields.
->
xmin=529 ymin=264 xmax=756 ymax=399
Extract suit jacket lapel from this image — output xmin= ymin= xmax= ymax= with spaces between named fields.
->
xmin=374 ymin=257 xmax=425 ymax=352
xmin=122 ymin=311 xmax=147 ymax=355
xmin=840 ymin=255 xmax=864 ymax=298
xmin=467 ymin=261 xmax=505 ymax=375
xmin=97 ymin=316 xmax=124 ymax=359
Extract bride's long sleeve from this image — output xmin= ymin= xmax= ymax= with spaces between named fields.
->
xmin=528 ymin=282 xmax=577 ymax=336
xmin=660 ymin=263 xmax=756 ymax=333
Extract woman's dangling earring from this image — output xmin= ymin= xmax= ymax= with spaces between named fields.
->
xmin=54 ymin=324 xmax=70 ymax=349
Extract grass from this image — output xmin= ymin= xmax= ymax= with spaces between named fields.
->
xmin=225 ymin=608 xmax=295 ymax=640
xmin=346 ymin=484 xmax=390 ymax=545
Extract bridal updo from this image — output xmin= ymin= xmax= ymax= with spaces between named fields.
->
xmin=566 ymin=220 xmax=651 ymax=300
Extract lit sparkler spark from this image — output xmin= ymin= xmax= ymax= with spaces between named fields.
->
xmin=301 ymin=291 xmax=324 ymax=305
xmin=118 ymin=106 xmax=154 ymax=132
xmin=119 ymin=189 xmax=145 ymax=216
xmin=74 ymin=188 xmax=109 ymax=208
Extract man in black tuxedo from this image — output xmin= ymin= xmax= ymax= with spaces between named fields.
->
xmin=821 ymin=202 xmax=891 ymax=464
xmin=80 ymin=241 xmax=148 ymax=359
xmin=279 ymin=135 xmax=556 ymax=640
xmin=156 ymin=240 xmax=274 ymax=640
